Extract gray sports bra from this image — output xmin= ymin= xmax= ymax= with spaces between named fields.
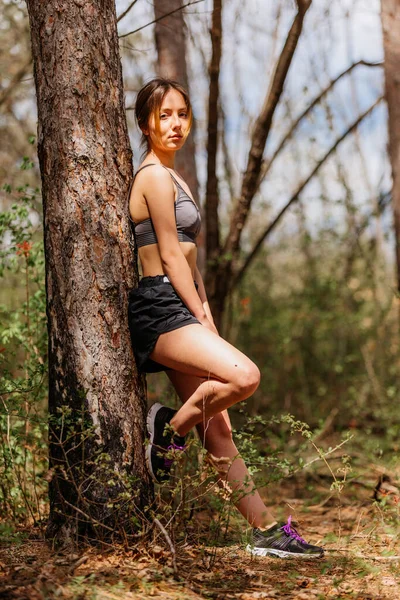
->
xmin=128 ymin=163 xmax=201 ymax=248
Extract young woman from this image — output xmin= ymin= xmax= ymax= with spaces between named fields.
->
xmin=127 ymin=77 xmax=323 ymax=558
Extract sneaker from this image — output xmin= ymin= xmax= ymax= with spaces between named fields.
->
xmin=246 ymin=515 xmax=324 ymax=559
xmin=146 ymin=402 xmax=186 ymax=484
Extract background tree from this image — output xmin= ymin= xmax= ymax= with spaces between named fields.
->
xmin=381 ymin=0 xmax=400 ymax=297
xmin=25 ymin=0 xmax=151 ymax=544
xmin=205 ymin=0 xmax=313 ymax=328
xmin=0 ymin=1 xmax=37 ymax=190
xmin=204 ymin=0 xmax=222 ymax=295
xmin=153 ymin=0 xmax=204 ymax=269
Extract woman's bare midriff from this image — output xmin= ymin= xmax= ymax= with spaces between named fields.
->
xmin=138 ymin=243 xmax=197 ymax=278
xmin=129 ymin=168 xmax=198 ymax=278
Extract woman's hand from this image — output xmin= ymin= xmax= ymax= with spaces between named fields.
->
xmin=199 ymin=316 xmax=219 ymax=336
xmin=193 ymin=266 xmax=219 ymax=335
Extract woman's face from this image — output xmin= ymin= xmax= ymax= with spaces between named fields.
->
xmin=145 ymin=89 xmax=190 ymax=152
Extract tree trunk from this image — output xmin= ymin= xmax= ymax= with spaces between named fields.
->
xmin=26 ymin=0 xmax=152 ymax=546
xmin=204 ymin=0 xmax=222 ymax=287
xmin=154 ymin=0 xmax=204 ymax=270
xmin=206 ymin=0 xmax=312 ymax=329
xmin=381 ymin=0 xmax=400 ymax=293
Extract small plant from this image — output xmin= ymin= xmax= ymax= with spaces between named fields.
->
xmin=142 ymin=406 xmax=353 ymax=563
xmin=0 ymin=148 xmax=48 ymax=529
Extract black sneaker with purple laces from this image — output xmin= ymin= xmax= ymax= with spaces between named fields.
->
xmin=246 ymin=516 xmax=324 ymax=559
xmin=146 ymin=402 xmax=187 ymax=484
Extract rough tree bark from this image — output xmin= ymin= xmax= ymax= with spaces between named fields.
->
xmin=26 ymin=0 xmax=151 ymax=545
xmin=153 ymin=0 xmax=204 ymax=270
xmin=381 ymin=0 xmax=400 ymax=293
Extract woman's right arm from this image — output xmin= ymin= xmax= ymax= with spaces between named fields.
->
xmin=142 ymin=166 xmax=214 ymax=329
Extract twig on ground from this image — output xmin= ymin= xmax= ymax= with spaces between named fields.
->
xmin=154 ymin=518 xmax=177 ymax=574
xmin=290 ymin=435 xmax=353 ymax=476
xmin=66 ymin=554 xmax=89 ymax=574
xmin=329 ymin=550 xmax=400 ymax=562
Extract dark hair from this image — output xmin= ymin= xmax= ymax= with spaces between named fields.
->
xmin=134 ymin=77 xmax=193 ymax=157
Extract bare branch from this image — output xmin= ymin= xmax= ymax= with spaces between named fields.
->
xmin=296 ymin=0 xmax=312 ymax=12
xmin=222 ymin=1 xmax=312 ymax=260
xmin=205 ymin=1 xmax=312 ymax=327
xmin=220 ymin=101 xmax=236 ymax=203
xmin=260 ymin=60 xmax=383 ymax=184
xmin=233 ymin=96 xmax=384 ymax=289
xmin=117 ymin=0 xmax=139 ymax=23
xmin=119 ymin=0 xmax=205 ymax=38
xmin=154 ymin=518 xmax=177 ymax=574
xmin=0 ymin=58 xmax=32 ymax=107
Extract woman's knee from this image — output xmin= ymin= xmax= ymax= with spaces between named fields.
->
xmin=231 ymin=361 xmax=261 ymax=400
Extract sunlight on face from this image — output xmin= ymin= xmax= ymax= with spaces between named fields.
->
xmin=146 ymin=89 xmax=190 ymax=152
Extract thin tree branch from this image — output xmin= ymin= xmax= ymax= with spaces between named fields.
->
xmin=118 ymin=0 xmax=205 ymax=38
xmin=296 ymin=0 xmax=312 ymax=11
xmin=0 ymin=58 xmax=32 ymax=107
xmin=220 ymin=101 xmax=236 ymax=203
xmin=233 ymin=96 xmax=384 ymax=289
xmin=204 ymin=1 xmax=312 ymax=328
xmin=259 ymin=60 xmax=383 ymax=185
xmin=117 ymin=0 xmax=139 ymax=23
xmin=154 ymin=518 xmax=177 ymax=574
xmin=222 ymin=1 xmax=312 ymax=260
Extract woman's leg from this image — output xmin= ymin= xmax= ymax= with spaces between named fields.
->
xmin=166 ymin=370 xmax=276 ymax=530
xmin=149 ymin=324 xmax=260 ymax=436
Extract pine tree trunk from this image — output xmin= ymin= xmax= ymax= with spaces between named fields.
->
xmin=382 ymin=0 xmax=400 ymax=293
xmin=26 ymin=0 xmax=152 ymax=546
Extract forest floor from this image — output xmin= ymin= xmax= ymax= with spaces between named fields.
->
xmin=1 ymin=431 xmax=400 ymax=600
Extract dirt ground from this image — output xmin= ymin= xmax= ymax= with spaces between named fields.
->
xmin=2 ymin=449 xmax=400 ymax=600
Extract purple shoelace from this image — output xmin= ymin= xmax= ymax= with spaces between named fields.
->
xmin=280 ymin=515 xmax=306 ymax=543
xmin=164 ymin=442 xmax=186 ymax=468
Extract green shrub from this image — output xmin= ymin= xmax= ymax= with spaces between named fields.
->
xmin=0 ymin=170 xmax=48 ymax=528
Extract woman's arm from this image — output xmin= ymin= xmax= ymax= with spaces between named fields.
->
xmin=194 ymin=265 xmax=219 ymax=334
xmin=142 ymin=166 xmax=214 ymax=330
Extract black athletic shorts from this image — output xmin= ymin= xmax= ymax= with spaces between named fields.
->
xmin=128 ymin=275 xmax=201 ymax=373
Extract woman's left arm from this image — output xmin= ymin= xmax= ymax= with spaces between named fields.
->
xmin=194 ymin=265 xmax=219 ymax=335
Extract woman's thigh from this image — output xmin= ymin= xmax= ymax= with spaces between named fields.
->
xmin=150 ymin=323 xmax=259 ymax=384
